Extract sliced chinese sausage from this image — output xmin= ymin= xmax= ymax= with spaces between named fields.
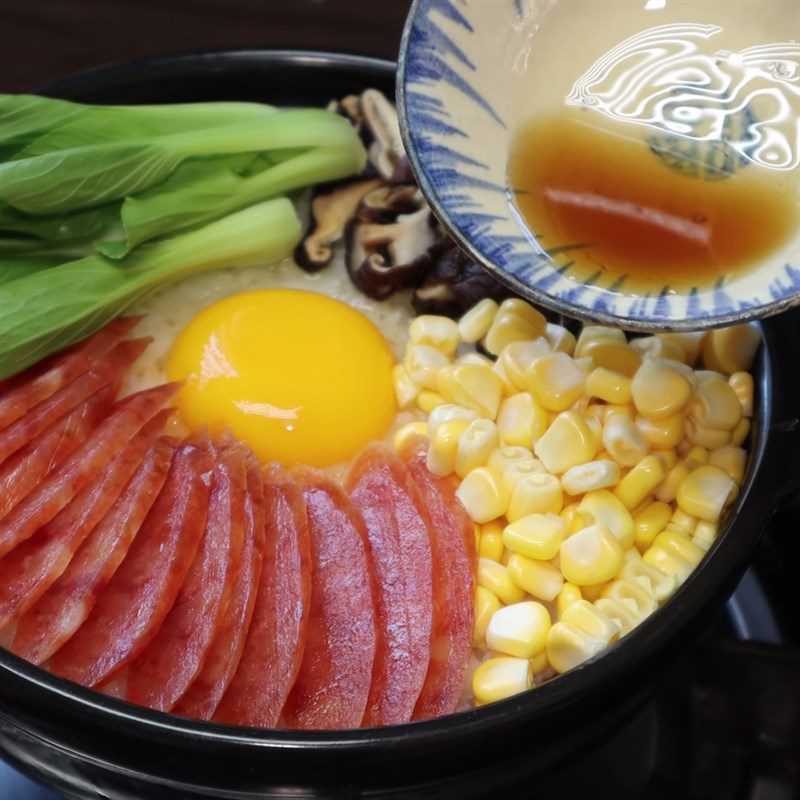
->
xmin=0 ymin=337 xmax=149 ymax=467
xmin=48 ymin=432 xmax=214 ymax=688
xmin=174 ymin=449 xmax=265 ymax=720
xmin=12 ymin=437 xmax=176 ymax=665
xmin=346 ymin=443 xmax=434 ymax=726
xmin=126 ymin=441 xmax=247 ymax=712
xmin=214 ymin=462 xmax=311 ymax=728
xmin=401 ymin=439 xmax=476 ymax=720
xmin=0 ymin=382 xmax=179 ymax=558
xmin=0 ymin=409 xmax=171 ymax=630
xmin=0 ymin=316 xmax=140 ymax=431
xmin=0 ymin=387 xmax=113 ymax=522
xmin=281 ymin=467 xmax=377 ymax=730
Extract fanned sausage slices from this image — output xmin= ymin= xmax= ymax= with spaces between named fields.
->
xmin=214 ymin=462 xmax=310 ymax=728
xmin=281 ymin=468 xmax=377 ymax=730
xmin=346 ymin=443 xmax=434 ymax=726
xmin=49 ymin=432 xmax=214 ymax=687
xmin=126 ymin=441 xmax=247 ymax=712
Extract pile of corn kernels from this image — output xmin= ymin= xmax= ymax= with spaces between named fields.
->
xmin=391 ymin=297 xmax=759 ymax=706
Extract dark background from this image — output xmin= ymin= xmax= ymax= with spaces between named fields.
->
xmin=2 ymin=0 xmax=410 ymax=91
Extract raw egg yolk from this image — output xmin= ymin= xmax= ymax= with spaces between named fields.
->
xmin=167 ymin=289 xmax=397 ymax=467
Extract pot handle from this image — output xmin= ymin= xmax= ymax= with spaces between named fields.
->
xmin=761 ymin=310 xmax=800 ymax=506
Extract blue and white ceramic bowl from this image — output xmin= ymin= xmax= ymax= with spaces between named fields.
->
xmin=397 ymin=0 xmax=800 ymax=330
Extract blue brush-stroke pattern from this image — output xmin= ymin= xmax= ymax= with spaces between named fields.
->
xmin=402 ymin=0 xmax=799 ymax=322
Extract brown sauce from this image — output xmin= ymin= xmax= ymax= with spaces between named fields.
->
xmin=508 ymin=115 xmax=798 ymax=287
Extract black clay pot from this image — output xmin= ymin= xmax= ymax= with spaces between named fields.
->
xmin=0 ymin=51 xmax=798 ymax=800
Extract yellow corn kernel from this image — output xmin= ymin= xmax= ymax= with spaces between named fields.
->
xmin=730 ymin=417 xmax=751 ymax=447
xmin=507 ymin=553 xmax=564 ymax=601
xmin=527 ymin=352 xmax=586 ymax=412
xmin=602 ymin=405 xmax=635 ymax=423
xmin=500 ymin=339 xmax=551 ymax=390
xmin=624 ymin=546 xmax=643 ymax=562
xmin=691 ymin=373 xmax=742 ymax=432
xmin=576 ymin=326 xmax=626 ymax=355
xmin=472 ymin=656 xmax=533 ymax=704
xmin=458 ymin=298 xmax=499 ymax=344
xmin=585 ymin=367 xmax=632 ymax=405
xmin=561 ymin=597 xmax=622 ymax=641
xmin=486 ymin=601 xmax=551 ymax=658
xmin=578 ymin=490 xmax=635 ymax=549
xmin=546 ymin=622 xmax=606 ymax=674
xmin=560 ymin=523 xmax=624 ymax=585
xmin=555 ymin=583 xmax=582 ymax=620
xmin=658 ymin=331 xmax=705 ymax=365
xmin=427 ymin=403 xmax=478 ymax=436
xmin=487 ymin=444 xmax=536 ymax=481
xmin=684 ymin=446 xmax=709 ymax=471
xmin=479 ymin=520 xmax=505 ymax=562
xmin=545 ymin=323 xmax=576 ymax=355
xmin=404 ymin=343 xmax=450 ymax=390
xmin=499 ymin=298 xmax=547 ymax=330
xmin=708 ymin=445 xmax=747 ymax=485
xmin=602 ymin=412 xmax=650 ymax=467
xmin=417 ymin=390 xmax=447 ymax=413
xmin=677 ymin=464 xmax=737 ymax=522
xmin=437 ymin=364 xmax=504 ymax=419
xmin=457 ymin=467 xmax=508 ymax=523
xmin=392 ymin=421 xmax=428 ymax=453
xmin=503 ymin=512 xmax=567 ymax=560
xmin=426 ymin=418 xmax=470 ymax=477
xmin=685 ymin=418 xmax=732 ymax=449
xmin=614 ymin=455 xmax=667 ymax=510
xmin=631 ymin=358 xmax=694 ymax=421
xmin=560 ymin=502 xmax=585 ymax=533
xmin=728 ymin=371 xmax=754 ymax=417
xmin=702 ymin=324 xmax=761 ymax=374
xmin=598 ymin=580 xmax=657 ymax=632
xmin=584 ymin=416 xmax=603 ymax=449
xmin=392 ymin=364 xmax=420 ymax=409
xmin=654 ymin=460 xmax=690 ymax=504
xmin=473 ymin=586 xmax=502 ymax=645
xmin=496 ymin=393 xmax=549 ymax=448
xmin=619 ymin=558 xmax=676 ymax=602
xmin=635 ymin=412 xmax=685 ymax=451
xmin=535 ymin=410 xmax=598 ymax=474
xmin=455 ymin=418 xmax=499 ymax=478
xmin=584 ymin=340 xmax=641 ymax=377
xmin=456 ymin=352 xmax=494 ymax=369
xmin=491 ymin=357 xmax=516 ymax=397
xmin=507 ymin=472 xmax=563 ymax=521
xmin=531 ymin=650 xmax=550 ymax=676
xmin=409 ymin=315 xmax=460 ymax=357
xmin=670 ymin=508 xmax=698 ymax=534
xmin=631 ymin=335 xmax=687 ymax=363
xmin=593 ymin=597 xmax=637 ymax=634
xmin=485 ymin=310 xmax=545 ymax=356
xmin=498 ymin=459 xmax=544 ymax=496
xmin=693 ymin=520 xmax=719 ymax=551
xmin=580 ymin=581 xmax=609 ymax=602
xmin=561 ymin=460 xmax=621 ymax=496
xmin=655 ymin=448 xmax=679 ymax=471
xmin=643 ymin=529 xmax=706 ymax=583
xmin=478 ymin=557 xmax=525 ymax=605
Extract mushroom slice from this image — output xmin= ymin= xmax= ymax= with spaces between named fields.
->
xmin=358 ymin=185 xmax=423 ymax=224
xmin=360 ymin=89 xmax=405 ymax=180
xmin=294 ymin=177 xmax=382 ymax=272
xmin=345 ymin=208 xmax=438 ymax=299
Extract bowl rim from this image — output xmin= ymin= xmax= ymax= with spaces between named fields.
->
xmin=395 ymin=0 xmax=800 ymax=332
xmin=0 ymin=46 xmax=785 ymax=755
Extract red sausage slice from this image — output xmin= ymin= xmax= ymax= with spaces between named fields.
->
xmin=174 ymin=449 xmax=265 ymax=721
xmin=400 ymin=440 xmax=476 ymax=720
xmin=0 ymin=410 xmax=171 ymax=629
xmin=281 ymin=468 xmax=377 ymax=730
xmin=11 ymin=437 xmax=175 ymax=665
xmin=214 ymin=463 xmax=311 ymax=728
xmin=0 ymin=382 xmax=179 ymax=558
xmin=0 ymin=337 xmax=149 ymax=467
xmin=48 ymin=433 xmax=214 ymax=687
xmin=0 ymin=387 xmax=113 ymax=522
xmin=126 ymin=441 xmax=247 ymax=711
xmin=0 ymin=316 xmax=140 ymax=431
xmin=346 ymin=443 xmax=434 ymax=726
